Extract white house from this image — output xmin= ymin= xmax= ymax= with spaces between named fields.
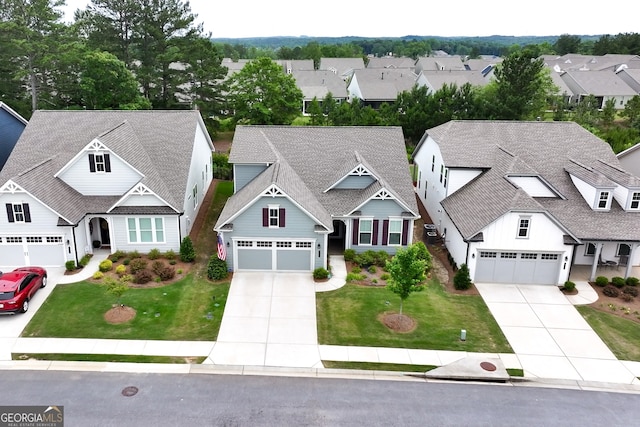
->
xmin=413 ymin=120 xmax=640 ymax=285
xmin=0 ymin=110 xmax=214 ymax=269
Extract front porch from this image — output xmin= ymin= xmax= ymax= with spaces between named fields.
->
xmin=570 ymin=264 xmax=640 ymax=282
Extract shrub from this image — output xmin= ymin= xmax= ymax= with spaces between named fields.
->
xmin=412 ymin=242 xmax=433 ymax=272
xmin=122 ymin=258 xmax=131 ymax=266
xmin=602 ymin=285 xmax=620 ymax=298
xmin=595 ymin=276 xmax=609 ymax=287
xmin=109 ymin=250 xmax=126 ymax=262
xmin=128 ymin=250 xmax=141 ymax=259
xmin=612 ymin=276 xmax=626 ymax=288
xmin=343 ymin=249 xmax=356 ymax=262
xmin=151 ymin=260 xmax=165 ymax=276
xmin=374 ymin=251 xmax=390 ymax=267
xmin=368 ymin=266 xmax=377 ymax=274
xmin=120 ymin=274 xmax=133 ymax=283
xmin=623 ymin=286 xmax=639 ymax=297
xmin=453 ymin=263 xmax=472 ymax=290
xmin=346 ymin=272 xmax=366 ymax=282
xmin=79 ymin=254 xmax=92 ymax=267
xmin=313 ymin=267 xmax=330 ymax=280
xmin=177 ymin=269 xmax=183 ymax=274
xmin=129 ymin=258 xmax=148 ymax=274
xmin=115 ymin=265 xmax=127 ymax=275
xmin=354 ymin=250 xmax=377 ymax=267
xmin=157 ymin=265 xmax=176 ymax=281
xmin=380 ymin=273 xmax=391 ymax=281
xmin=207 ymin=256 xmax=228 ymax=280
xmin=626 ymin=277 xmax=639 ymax=286
xmin=563 ymin=281 xmax=576 ymax=292
xmin=92 ymin=271 xmax=104 ymax=280
xmin=148 ymin=248 xmax=162 ymax=260
xmin=99 ymin=259 xmax=113 ymax=272
xmin=621 ymin=293 xmax=634 ymax=302
xmin=169 ymin=260 xmax=177 ymax=265
xmin=134 ymin=269 xmax=153 ymax=284
xmin=372 ymin=279 xmax=378 ymax=284
xmin=180 ymin=236 xmax=196 ymax=262
xmin=164 ymin=249 xmax=176 ymax=260
xmin=351 ymin=266 xmax=362 ymax=274
xmin=65 ymin=260 xmax=76 ymax=271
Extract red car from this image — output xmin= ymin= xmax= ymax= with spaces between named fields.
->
xmin=0 ymin=267 xmax=48 ymax=314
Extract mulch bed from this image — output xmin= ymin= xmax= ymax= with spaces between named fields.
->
xmin=104 ymin=305 xmax=136 ymax=324
xmin=585 ymin=282 xmax=640 ymax=323
xmin=379 ymin=312 xmax=417 ymax=333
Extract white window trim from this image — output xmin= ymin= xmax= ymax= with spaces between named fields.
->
xmin=585 ymin=242 xmax=596 ymax=256
xmin=630 ymin=192 xmax=640 ymax=210
xmin=268 ymin=204 xmax=280 ymax=228
xmin=617 ymin=243 xmax=631 ymax=257
xmin=193 ymin=184 xmax=198 ymax=209
xmin=358 ymin=218 xmax=373 ymax=246
xmin=94 ymin=154 xmax=106 ymax=173
xmin=388 ymin=218 xmax=402 ymax=246
xmin=516 ymin=216 xmax=531 ymax=239
xmin=595 ymin=190 xmax=610 ymax=210
xmin=12 ymin=204 xmax=25 ymax=223
xmin=127 ymin=217 xmax=166 ymax=244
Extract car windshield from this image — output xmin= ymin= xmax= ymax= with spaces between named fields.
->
xmin=0 ymin=291 xmax=15 ymax=300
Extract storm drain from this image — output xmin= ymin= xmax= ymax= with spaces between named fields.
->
xmin=121 ymin=386 xmax=139 ymax=397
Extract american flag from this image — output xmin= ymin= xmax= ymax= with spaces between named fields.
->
xmin=217 ymin=234 xmax=227 ymax=261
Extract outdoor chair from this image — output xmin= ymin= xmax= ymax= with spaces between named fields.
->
xmin=599 ymin=254 xmax=617 ymax=269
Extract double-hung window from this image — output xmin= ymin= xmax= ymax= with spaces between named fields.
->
xmin=517 ymin=216 xmax=530 ymax=238
xmin=597 ymin=191 xmax=610 ymax=209
xmin=88 ymin=153 xmax=111 ymax=173
xmin=127 ymin=217 xmax=165 ymax=243
xmin=6 ymin=203 xmax=31 ymax=223
xmin=269 ymin=206 xmax=279 ymax=227
xmin=359 ymin=219 xmax=373 ymax=245
xmin=631 ymin=192 xmax=640 ymax=210
xmin=388 ymin=219 xmax=402 ymax=245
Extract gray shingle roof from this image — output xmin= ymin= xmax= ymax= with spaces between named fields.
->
xmin=350 ymin=69 xmax=418 ymax=101
xmin=560 ymin=70 xmax=637 ymax=96
xmin=423 ymin=121 xmax=640 ymax=242
xmin=291 ymin=70 xmax=348 ymax=100
xmin=216 ymin=126 xmax=418 ymax=230
xmin=0 ymin=110 xmax=209 ymax=224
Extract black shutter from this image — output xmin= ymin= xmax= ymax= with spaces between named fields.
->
xmin=88 ymin=154 xmax=96 ymax=172
xmin=381 ymin=220 xmax=389 ymax=246
xmin=104 ymin=153 xmax=111 ymax=172
xmin=279 ymin=208 xmax=285 ymax=227
xmin=23 ymin=203 xmax=31 ymax=223
xmin=262 ymin=208 xmax=268 ymax=227
xmin=401 ymin=220 xmax=409 ymax=245
xmin=372 ymin=220 xmax=379 ymax=246
xmin=352 ymin=219 xmax=359 ymax=246
xmin=6 ymin=203 xmax=14 ymax=223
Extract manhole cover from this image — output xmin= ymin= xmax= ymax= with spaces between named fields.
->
xmin=480 ymin=361 xmax=497 ymax=372
xmin=122 ymin=386 xmax=139 ymax=397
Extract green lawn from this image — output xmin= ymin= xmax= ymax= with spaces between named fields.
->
xmin=21 ymin=276 xmax=229 ymax=341
xmin=576 ymin=306 xmax=640 ymax=361
xmin=316 ymin=279 xmax=512 ymax=353
xmin=13 ymin=354 xmax=206 ymax=364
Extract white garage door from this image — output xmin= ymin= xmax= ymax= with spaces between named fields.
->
xmin=475 ymin=251 xmax=561 ymax=285
xmin=0 ymin=235 xmax=66 ymax=268
xmin=235 ymin=239 xmax=314 ymax=272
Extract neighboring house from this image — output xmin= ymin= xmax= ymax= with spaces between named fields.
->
xmin=291 ymin=70 xmax=348 ymax=115
xmin=416 ymin=70 xmax=489 ymax=94
xmin=560 ymin=70 xmax=637 ymax=109
xmin=546 ymin=68 xmax=575 ymax=104
xmin=347 ymin=68 xmax=419 ymax=109
xmin=214 ymin=126 xmax=419 ymax=272
xmin=0 ymin=102 xmax=28 ymax=171
xmin=413 ymin=120 xmax=640 ymax=285
xmin=618 ymin=143 xmax=640 ymax=177
xmin=0 ymin=110 xmax=214 ymax=269
xmin=616 ymin=68 xmax=640 ymax=94
xmin=275 ymin=59 xmax=315 ymax=74
xmin=414 ymin=56 xmax=465 ymax=74
xmin=366 ymin=56 xmax=416 ymax=70
xmin=319 ymin=57 xmax=365 ymax=81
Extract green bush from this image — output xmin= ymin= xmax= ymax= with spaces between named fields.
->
xmin=343 ymin=249 xmax=356 ymax=262
xmin=115 ymin=264 xmax=127 ymax=275
xmin=65 ymin=260 xmax=76 ymax=271
xmin=351 ymin=266 xmax=362 ymax=274
xmin=374 ymin=250 xmax=390 ymax=267
xmin=380 ymin=273 xmax=391 ymax=281
xmin=595 ymin=276 xmax=609 ymax=287
xmin=563 ymin=280 xmax=576 ymax=292
xmin=313 ymin=267 xmax=330 ymax=280
xmin=109 ymin=250 xmax=126 ymax=262
xmin=128 ymin=250 xmax=141 ymax=259
xmin=169 ymin=260 xmax=177 ymax=265
xmin=92 ymin=271 xmax=104 ymax=280
xmin=368 ymin=265 xmax=377 ymax=274
xmin=98 ymin=259 xmax=113 ymax=272
xmin=346 ymin=272 xmax=366 ymax=282
xmin=453 ymin=263 xmax=472 ymax=290
xmin=129 ymin=258 xmax=148 ymax=274
xmin=148 ymin=248 xmax=162 ymax=260
xmin=164 ymin=249 xmax=176 ymax=260
xmin=354 ymin=250 xmax=377 ymax=267
xmin=79 ymin=254 xmax=92 ymax=267
xmin=207 ymin=256 xmax=228 ymax=280
xmin=626 ymin=277 xmax=639 ymax=286
xmin=122 ymin=258 xmax=131 ymax=266
xmin=180 ymin=236 xmax=196 ymax=262
xmin=612 ymin=276 xmax=626 ymax=288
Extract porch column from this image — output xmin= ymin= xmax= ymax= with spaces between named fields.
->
xmin=590 ymin=242 xmax=604 ymax=282
xmin=625 ymin=243 xmax=639 ymax=279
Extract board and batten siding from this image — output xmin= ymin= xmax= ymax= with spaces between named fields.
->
xmin=181 ymin=125 xmax=214 ymax=237
xmin=110 ymin=215 xmax=180 ymax=253
xmin=233 ymin=164 xmax=268 ymax=192
xmin=58 ymin=152 xmax=142 ymax=196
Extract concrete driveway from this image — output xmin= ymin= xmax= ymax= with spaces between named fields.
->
xmin=210 ymin=272 xmax=322 ymax=368
xmin=475 ymin=282 xmax=637 ymax=384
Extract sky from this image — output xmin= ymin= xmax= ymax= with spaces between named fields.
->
xmin=60 ymin=1 xmax=639 ymax=39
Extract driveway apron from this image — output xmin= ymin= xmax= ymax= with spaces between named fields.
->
xmin=476 ymin=283 xmax=637 ymax=384
xmin=210 ymin=272 xmax=322 ymax=368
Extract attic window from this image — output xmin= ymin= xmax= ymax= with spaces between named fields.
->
xmin=89 ymin=153 xmax=111 ymax=173
xmin=596 ymin=191 xmax=610 ymax=209
xmin=631 ymin=192 xmax=640 ymax=210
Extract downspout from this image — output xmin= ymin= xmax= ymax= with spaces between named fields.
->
xmin=72 ymin=225 xmax=79 ymax=266
xmin=566 ymin=244 xmax=578 ymax=281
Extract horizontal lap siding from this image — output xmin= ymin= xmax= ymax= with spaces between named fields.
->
xmin=111 ymin=215 xmax=180 ymax=253
xmin=234 ymin=164 xmax=268 ymax=192
xmin=351 ymin=199 xmax=412 ymax=254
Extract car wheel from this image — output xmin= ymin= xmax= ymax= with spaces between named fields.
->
xmin=20 ymin=299 xmax=29 ymax=313
xmin=41 ymin=275 xmax=47 ymax=288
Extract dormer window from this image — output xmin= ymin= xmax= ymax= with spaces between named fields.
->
xmin=517 ymin=216 xmax=531 ymax=238
xmin=596 ymin=191 xmax=610 ymax=210
xmin=89 ymin=153 xmax=111 ymax=173
xmin=631 ymin=192 xmax=640 ymax=210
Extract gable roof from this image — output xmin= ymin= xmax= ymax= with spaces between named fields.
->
xmin=350 ymin=69 xmax=418 ymax=101
xmin=419 ymin=120 xmax=640 ymax=242
xmin=0 ymin=110 xmax=212 ymax=224
xmin=319 ymin=57 xmax=365 ymax=76
xmin=0 ymin=102 xmax=28 ymax=126
xmin=291 ymin=70 xmax=348 ymax=100
xmin=217 ymin=126 xmax=418 ymax=230
xmin=419 ymin=70 xmax=490 ymax=92
xmin=560 ymin=70 xmax=636 ymax=96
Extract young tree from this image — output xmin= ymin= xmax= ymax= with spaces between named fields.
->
xmin=307 ymin=97 xmax=324 ymax=125
xmin=226 ymin=57 xmax=303 ymax=125
xmin=104 ymin=275 xmax=130 ymax=306
xmin=600 ymin=98 xmax=617 ymax=127
xmin=386 ymin=244 xmax=427 ymax=316
xmin=453 ymin=264 xmax=472 ymax=290
xmin=621 ymin=95 xmax=640 ymax=129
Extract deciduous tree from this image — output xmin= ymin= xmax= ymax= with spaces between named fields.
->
xmin=386 ymin=244 xmax=427 ymax=315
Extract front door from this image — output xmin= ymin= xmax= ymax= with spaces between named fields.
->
xmin=100 ymin=218 xmax=111 ymax=246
